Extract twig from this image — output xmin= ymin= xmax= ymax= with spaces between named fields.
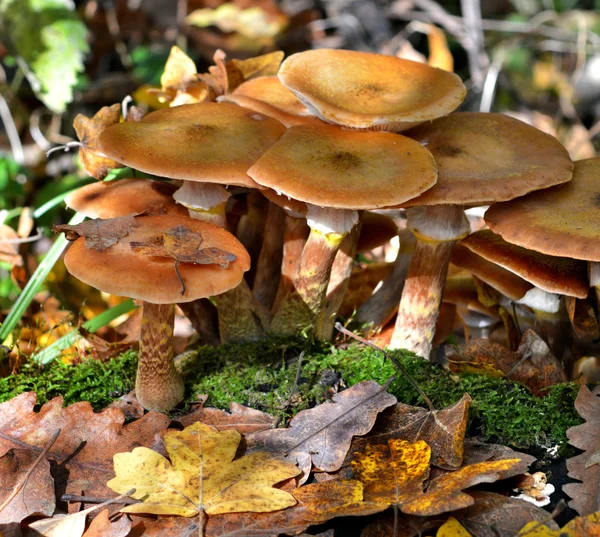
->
xmin=0 ymin=428 xmax=61 ymax=513
xmin=334 ymin=323 xmax=436 ymax=413
xmin=61 ymin=493 xmax=140 ymax=505
xmin=121 ymin=95 xmax=133 ymax=120
xmin=0 ymin=92 xmax=24 ymax=164
xmin=46 ymin=141 xmax=82 ymax=158
xmin=460 ymin=0 xmax=489 ymax=88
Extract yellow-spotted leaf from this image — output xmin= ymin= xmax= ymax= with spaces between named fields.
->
xmin=518 ymin=511 xmax=600 ymax=536
xmin=107 ymin=422 xmax=300 ymax=517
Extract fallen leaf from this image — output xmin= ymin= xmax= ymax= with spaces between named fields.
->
xmin=565 ymin=296 xmax=599 ymax=339
xmin=346 ymin=394 xmax=470 ymax=470
xmin=564 ymin=385 xmax=600 ymax=515
xmin=82 ymin=510 xmax=131 ymax=537
xmin=226 ymin=51 xmax=284 ymax=92
xmin=108 ymin=391 xmax=144 ymax=420
xmin=54 ymin=216 xmax=138 ymax=252
xmin=0 ymin=225 xmax=23 ymax=267
xmin=247 ymin=380 xmax=397 ymax=482
xmin=158 ymin=46 xmax=212 ymax=106
xmin=518 ymin=511 xmax=600 ymax=536
xmin=73 ymin=104 xmax=125 ymax=179
xmin=177 ymin=401 xmax=277 ymax=434
xmin=108 ymin=421 xmax=300 ymax=517
xmin=130 ymin=225 xmax=236 ymax=295
xmin=437 ymin=517 xmax=471 ymax=536
xmin=461 ymin=441 xmax=536 ymax=468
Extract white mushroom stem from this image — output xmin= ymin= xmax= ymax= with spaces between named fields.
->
xmin=271 ymin=205 xmax=359 ymax=338
xmin=392 ymin=205 xmax=470 ymax=357
xmin=174 ymin=181 xmax=231 ymax=228
xmin=136 ymin=302 xmax=184 ymax=412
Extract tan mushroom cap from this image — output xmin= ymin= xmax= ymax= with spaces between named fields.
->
xmin=98 ymin=102 xmax=286 ymax=188
xmin=485 ymin=158 xmax=600 ymax=262
xmin=463 ymin=230 xmax=588 ymax=298
xmin=219 ymin=77 xmax=324 ymax=127
xmin=65 ymin=179 xmax=188 ymax=219
xmin=278 ymin=49 xmax=466 ymax=132
xmin=247 ymin=123 xmax=437 ymax=210
xmin=400 ymin=113 xmax=574 ymax=207
xmin=451 ymin=243 xmax=533 ymax=301
xmin=64 ymin=214 xmax=250 ymax=304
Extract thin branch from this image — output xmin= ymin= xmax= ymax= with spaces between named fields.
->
xmin=0 ymin=92 xmax=24 ymax=164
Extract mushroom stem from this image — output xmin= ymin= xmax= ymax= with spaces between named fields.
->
xmin=235 ymin=191 xmax=268 ymax=287
xmin=179 ymin=299 xmax=220 ymax=346
xmin=174 ymin=182 xmax=230 ymax=228
xmin=136 ymin=302 xmax=184 ymax=412
xmin=391 ymin=205 xmax=470 ymax=357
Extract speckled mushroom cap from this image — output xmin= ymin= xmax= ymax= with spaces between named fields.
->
xmin=98 ymin=103 xmax=286 ymax=188
xmin=485 ymin=158 xmax=600 ymax=262
xmin=64 ymin=214 xmax=250 ymax=304
xmin=462 ymin=229 xmax=588 ymax=298
xmin=218 ymin=77 xmax=324 ymax=127
xmin=247 ymin=123 xmax=437 ymax=210
xmin=399 ymin=113 xmax=574 ymax=208
xmin=278 ymin=49 xmax=466 ymax=132
xmin=65 ymin=179 xmax=188 ymax=219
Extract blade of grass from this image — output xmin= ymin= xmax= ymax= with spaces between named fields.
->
xmin=0 ymin=212 xmax=86 ymax=346
xmin=31 ymin=298 xmax=138 ymax=365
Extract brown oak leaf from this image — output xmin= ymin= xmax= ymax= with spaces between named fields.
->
xmin=346 ymin=394 xmax=470 ymax=470
xmin=73 ymin=104 xmax=125 ymax=179
xmin=247 ymin=380 xmax=397 ymax=482
xmin=54 ymin=216 xmax=138 ymax=252
xmin=130 ymin=225 xmax=236 ymax=294
xmin=82 ymin=510 xmax=131 ymax=537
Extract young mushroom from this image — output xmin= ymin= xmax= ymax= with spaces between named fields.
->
xmin=56 ymin=214 xmax=250 ymax=412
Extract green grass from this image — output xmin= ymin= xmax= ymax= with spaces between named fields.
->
xmin=0 ymin=338 xmax=582 ymax=453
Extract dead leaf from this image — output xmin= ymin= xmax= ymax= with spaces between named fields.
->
xmin=0 ymin=225 xmax=23 ymax=267
xmin=158 ymin=46 xmax=212 ymax=106
xmin=73 ymin=104 xmax=125 ymax=179
xmin=177 ymin=401 xmax=277 ymax=434
xmin=82 ymin=510 xmax=131 ymax=537
xmin=226 ymin=51 xmax=284 ymax=92
xmin=248 ymin=380 xmax=397 ymax=482
xmin=346 ymin=394 xmax=470 ymax=470
xmin=108 ymin=391 xmax=144 ymax=420
xmin=108 ymin=421 xmax=300 ymax=517
xmin=130 ymin=225 xmax=236 ymax=295
xmin=54 ymin=216 xmax=138 ymax=252
xmin=461 ymin=441 xmax=536 ymax=468
xmin=565 ymin=296 xmax=599 ymax=339
xmin=565 ymin=385 xmax=600 ymax=515
xmin=437 ymin=517 xmax=471 ymax=536
xmin=518 ymin=511 xmax=600 ymax=536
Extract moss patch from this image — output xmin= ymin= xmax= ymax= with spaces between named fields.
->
xmin=0 ymin=338 xmax=582 ymax=453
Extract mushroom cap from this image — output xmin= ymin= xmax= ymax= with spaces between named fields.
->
xmin=400 ymin=112 xmax=574 ymax=207
xmin=451 ymin=243 xmax=533 ymax=301
xmin=278 ymin=49 xmax=466 ymax=131
xmin=64 ymin=214 xmax=250 ymax=304
xmin=357 ymin=212 xmax=398 ymax=253
xmin=65 ymin=179 xmax=188 ymax=219
xmin=485 ymin=157 xmax=600 ymax=262
xmin=462 ymin=229 xmax=588 ymax=298
xmin=218 ymin=76 xmax=324 ymax=127
xmin=247 ymin=123 xmax=437 ymax=210
xmin=98 ymin=102 xmax=286 ymax=188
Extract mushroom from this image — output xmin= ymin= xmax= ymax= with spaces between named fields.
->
xmin=388 ymin=112 xmax=573 ymax=357
xmin=278 ymin=49 xmax=466 ymax=131
xmin=247 ymin=123 xmax=437 ymax=338
xmin=59 ymin=214 xmax=250 ymax=411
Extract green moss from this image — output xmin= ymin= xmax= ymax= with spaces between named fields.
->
xmin=0 ymin=338 xmax=583 ymax=453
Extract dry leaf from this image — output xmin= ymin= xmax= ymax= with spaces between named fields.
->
xmin=461 ymin=441 xmax=536 ymax=468
xmin=107 ymin=421 xmax=300 ymax=517
xmin=565 ymin=385 xmax=600 ymax=515
xmin=437 ymin=517 xmax=471 ymax=536
xmin=130 ymin=225 xmax=236 ymax=294
xmin=54 ymin=216 xmax=138 ymax=252
xmin=73 ymin=104 xmax=125 ymax=179
xmin=518 ymin=511 xmax=600 ymax=536
xmin=158 ymin=46 xmax=212 ymax=106
xmin=177 ymin=401 xmax=277 ymax=434
xmin=0 ymin=225 xmax=23 ymax=267
xmin=108 ymin=391 xmax=144 ymax=420
xmin=82 ymin=510 xmax=131 ymax=537
xmin=347 ymin=394 xmax=470 ymax=470
xmin=248 ymin=380 xmax=397 ymax=482
xmin=28 ymin=513 xmax=87 ymax=537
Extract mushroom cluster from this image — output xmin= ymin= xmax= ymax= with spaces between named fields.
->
xmin=57 ymin=45 xmax=593 ymax=411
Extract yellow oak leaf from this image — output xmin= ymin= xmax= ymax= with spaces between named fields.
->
xmin=518 ymin=511 xmax=600 ymax=536
xmin=107 ymin=422 xmax=300 ymax=517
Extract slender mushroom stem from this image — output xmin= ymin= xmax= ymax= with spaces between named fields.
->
xmin=391 ymin=205 xmax=470 ymax=357
xmin=235 ymin=191 xmax=268 ymax=287
xmin=136 ymin=302 xmax=184 ymax=412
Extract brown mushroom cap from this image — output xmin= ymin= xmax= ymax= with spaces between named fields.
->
xmin=98 ymin=102 xmax=286 ymax=188
xmin=485 ymin=158 xmax=600 ymax=262
xmin=462 ymin=229 xmax=588 ymax=298
xmin=358 ymin=212 xmax=398 ymax=253
xmin=400 ymin=112 xmax=574 ymax=207
xmin=64 ymin=214 xmax=250 ymax=304
xmin=247 ymin=123 xmax=437 ymax=210
xmin=218 ymin=76 xmax=324 ymax=127
xmin=65 ymin=179 xmax=188 ymax=219
xmin=278 ymin=49 xmax=466 ymax=131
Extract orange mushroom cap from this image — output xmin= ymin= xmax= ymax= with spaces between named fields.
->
xmin=278 ymin=49 xmax=466 ymax=131
xmin=98 ymin=102 xmax=286 ymax=188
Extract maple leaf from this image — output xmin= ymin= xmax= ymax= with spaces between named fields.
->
xmin=248 ymin=380 xmax=397 ymax=482
xmin=564 ymin=385 xmax=600 ymax=515
xmin=177 ymin=401 xmax=277 ymax=434
xmin=54 ymin=216 xmax=138 ymax=252
xmin=518 ymin=511 xmax=600 ymax=536
xmin=130 ymin=225 xmax=237 ymax=295
xmin=107 ymin=422 xmax=300 ymax=518
xmin=347 ymin=394 xmax=470 ymax=470
xmin=73 ymin=104 xmax=125 ymax=179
